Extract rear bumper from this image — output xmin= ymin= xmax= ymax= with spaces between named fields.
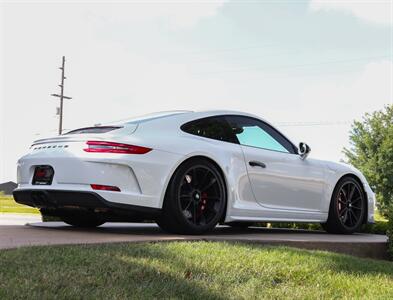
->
xmin=16 ymin=146 xmax=184 ymax=209
xmin=13 ymin=189 xmax=161 ymax=220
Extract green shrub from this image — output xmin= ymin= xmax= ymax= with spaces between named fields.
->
xmin=261 ymin=222 xmax=322 ymax=231
xmin=343 ymin=105 xmax=393 ymax=217
xmin=362 ymin=221 xmax=389 ymax=235
xmin=387 ymin=205 xmax=393 ymax=259
xmin=361 ymin=212 xmax=389 ymax=234
xmin=257 ymin=218 xmax=388 ymax=235
xmin=252 ymin=222 xmax=321 ymax=231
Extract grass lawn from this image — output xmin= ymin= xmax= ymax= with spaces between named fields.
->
xmin=0 ymin=194 xmax=39 ymax=214
xmin=0 ymin=242 xmax=392 ymax=299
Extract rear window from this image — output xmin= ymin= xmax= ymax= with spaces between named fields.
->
xmin=65 ymin=126 xmax=122 ymax=135
xmin=181 ymin=116 xmax=237 ymax=143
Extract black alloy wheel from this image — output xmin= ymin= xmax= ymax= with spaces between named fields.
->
xmin=322 ymin=176 xmax=365 ymax=234
xmin=157 ymin=158 xmax=226 ymax=234
xmin=179 ymin=165 xmax=224 ymax=227
xmin=336 ymin=182 xmax=364 ymax=228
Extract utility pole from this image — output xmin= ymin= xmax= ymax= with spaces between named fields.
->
xmin=51 ymin=56 xmax=72 ymax=135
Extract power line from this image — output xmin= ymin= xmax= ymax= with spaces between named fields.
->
xmin=195 ymin=55 xmax=391 ymax=75
xmin=276 ymin=121 xmax=350 ymax=127
xmin=186 ymin=44 xmax=362 ymax=65
xmin=170 ymin=43 xmax=276 ymax=58
xmin=189 ymin=48 xmax=301 ymax=64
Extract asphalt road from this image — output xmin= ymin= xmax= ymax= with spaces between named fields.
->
xmin=0 ymin=216 xmax=388 ymax=259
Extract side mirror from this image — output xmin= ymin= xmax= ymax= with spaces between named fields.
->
xmin=299 ymin=142 xmax=311 ymax=160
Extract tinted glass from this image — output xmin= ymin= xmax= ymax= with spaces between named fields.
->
xmin=181 ymin=117 xmax=237 ymax=143
xmin=226 ymin=116 xmax=296 ymax=153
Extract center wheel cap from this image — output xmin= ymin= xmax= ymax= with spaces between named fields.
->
xmin=193 ymin=191 xmax=201 ymax=202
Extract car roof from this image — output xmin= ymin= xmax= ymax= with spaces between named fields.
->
xmin=106 ymin=110 xmax=193 ymax=125
xmin=105 ymin=110 xmax=298 ymax=151
xmin=183 ymin=110 xmax=263 ymax=120
xmin=105 ymin=110 xmax=263 ymax=125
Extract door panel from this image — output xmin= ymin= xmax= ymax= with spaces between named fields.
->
xmin=242 ymin=146 xmax=326 ymax=211
xmin=224 ymin=115 xmax=325 ymax=212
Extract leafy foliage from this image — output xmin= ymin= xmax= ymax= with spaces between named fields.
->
xmin=361 ymin=211 xmax=389 ymax=234
xmin=344 ymin=105 xmax=393 ymax=217
xmin=386 ymin=205 xmax=393 ymax=259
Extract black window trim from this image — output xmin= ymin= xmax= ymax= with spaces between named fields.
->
xmin=180 ymin=114 xmax=299 ymax=155
xmin=180 ymin=115 xmax=239 ymax=144
xmin=224 ymin=115 xmax=299 ymax=155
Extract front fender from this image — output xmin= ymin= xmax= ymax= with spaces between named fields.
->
xmin=324 ymin=161 xmax=375 ymax=223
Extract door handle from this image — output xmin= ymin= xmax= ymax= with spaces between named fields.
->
xmin=249 ymin=161 xmax=266 ymax=168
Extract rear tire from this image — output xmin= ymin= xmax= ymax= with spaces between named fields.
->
xmin=61 ymin=213 xmax=105 ymax=228
xmin=157 ymin=158 xmax=227 ymax=235
xmin=323 ymin=176 xmax=366 ymax=234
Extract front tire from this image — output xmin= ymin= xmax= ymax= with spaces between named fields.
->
xmin=157 ymin=158 xmax=227 ymax=234
xmin=322 ymin=176 xmax=366 ymax=234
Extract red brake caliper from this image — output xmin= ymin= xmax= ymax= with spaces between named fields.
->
xmin=200 ymin=192 xmax=208 ymax=213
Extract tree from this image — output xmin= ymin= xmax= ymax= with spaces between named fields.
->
xmin=343 ymin=105 xmax=393 ymax=217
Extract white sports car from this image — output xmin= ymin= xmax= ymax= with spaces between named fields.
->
xmin=13 ymin=110 xmax=375 ymax=234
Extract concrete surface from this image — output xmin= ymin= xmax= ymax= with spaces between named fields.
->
xmin=0 ymin=213 xmax=41 ymax=226
xmin=0 ymin=222 xmax=388 ymax=260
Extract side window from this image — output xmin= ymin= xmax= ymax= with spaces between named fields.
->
xmin=226 ymin=116 xmax=296 ymax=154
xmin=181 ymin=117 xmax=237 ymax=143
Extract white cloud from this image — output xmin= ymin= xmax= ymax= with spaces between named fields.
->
xmin=310 ymin=0 xmax=393 ymax=25
xmin=289 ymin=60 xmax=393 ymax=162
xmin=4 ymin=0 xmax=227 ymax=29
xmin=1 ymin=1 xmax=391 ymax=182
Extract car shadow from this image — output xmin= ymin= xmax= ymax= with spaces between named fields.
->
xmin=28 ymin=222 xmax=329 ymax=236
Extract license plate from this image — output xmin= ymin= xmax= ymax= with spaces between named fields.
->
xmin=32 ymin=166 xmax=54 ymax=185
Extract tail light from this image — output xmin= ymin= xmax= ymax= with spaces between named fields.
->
xmin=91 ymin=184 xmax=121 ymax=192
xmin=84 ymin=141 xmax=152 ymax=154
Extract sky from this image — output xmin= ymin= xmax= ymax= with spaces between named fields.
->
xmin=0 ymin=0 xmax=392 ymax=182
